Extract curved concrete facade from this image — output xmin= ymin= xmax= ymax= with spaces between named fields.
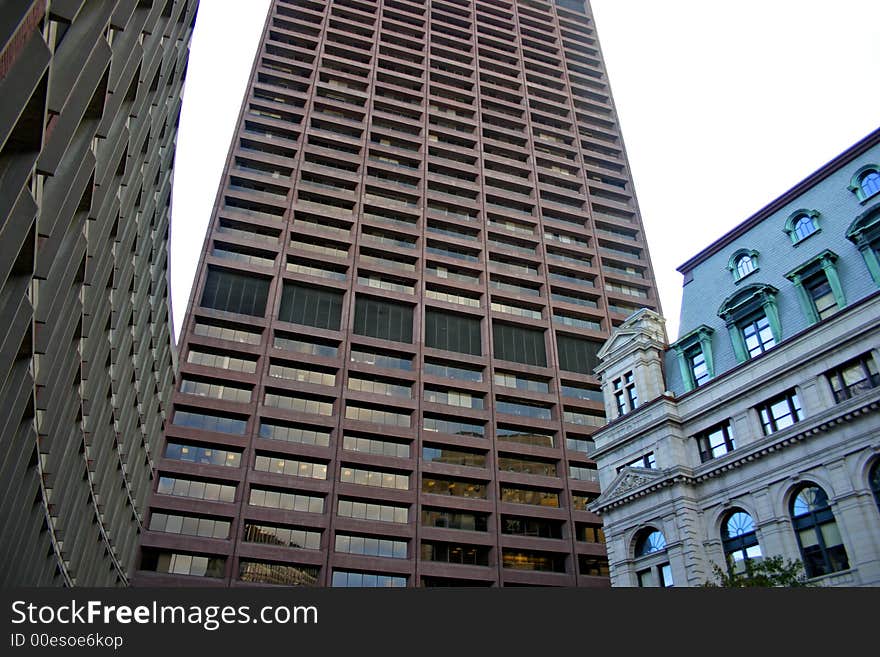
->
xmin=0 ymin=0 xmax=198 ymax=586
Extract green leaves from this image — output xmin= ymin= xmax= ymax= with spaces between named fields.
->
xmin=703 ymin=555 xmax=810 ymax=587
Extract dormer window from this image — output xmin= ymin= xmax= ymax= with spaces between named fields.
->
xmin=717 ymin=284 xmax=781 ymax=364
xmin=849 ymin=165 xmax=880 ymax=203
xmin=784 ymin=209 xmax=820 ymax=244
xmin=670 ymin=325 xmax=715 ymax=392
xmin=846 ymin=204 xmax=880 ymax=286
xmin=785 ymin=250 xmax=846 ymax=324
xmin=728 ymin=249 xmax=759 ymax=282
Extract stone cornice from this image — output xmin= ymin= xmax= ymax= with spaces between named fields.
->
xmin=591 ymin=392 xmax=880 ymax=514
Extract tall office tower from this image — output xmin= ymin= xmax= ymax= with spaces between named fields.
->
xmin=0 ymin=0 xmax=198 ymax=586
xmin=135 ymin=0 xmax=660 ymax=587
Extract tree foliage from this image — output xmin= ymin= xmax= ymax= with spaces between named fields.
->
xmin=703 ymin=555 xmax=811 ymax=587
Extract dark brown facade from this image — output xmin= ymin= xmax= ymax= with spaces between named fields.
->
xmin=134 ymin=0 xmax=660 ymax=587
xmin=0 ymin=1 xmax=198 ymax=585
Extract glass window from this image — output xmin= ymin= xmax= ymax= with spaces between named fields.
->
xmin=793 ymin=214 xmax=818 ymax=241
xmin=741 ymin=312 xmax=775 ymax=358
xmin=331 ymin=570 xmax=406 ymax=587
xmin=422 ymin=509 xmax=489 ymax=532
xmin=826 ymin=353 xmax=880 ymax=402
xmin=187 ymin=349 xmax=257 ymax=374
xmin=423 ymin=446 xmax=486 ymax=468
xmin=243 ymin=523 xmax=321 ymax=550
xmin=253 ymin=454 xmax=328 ymax=480
xmin=721 ymin=510 xmax=763 ymax=571
xmin=556 ymin=333 xmax=602 ymax=374
xmin=497 ymin=426 xmax=554 ymax=448
xmin=264 ymin=390 xmax=333 ymax=416
xmin=493 ymin=322 xmax=547 ymax=367
xmin=239 ymin=561 xmax=319 ymax=586
xmin=568 ymin=410 xmax=605 ymax=425
xmin=502 ymin=517 xmax=563 ymax=539
xmin=422 ymin=476 xmax=488 ymax=499
xmin=344 ymin=404 xmax=410 ymax=427
xmin=350 ymin=348 xmax=412 ymax=371
xmin=354 ymin=296 xmax=414 ymax=343
xmin=420 ymin=542 xmax=490 ymax=566
xmin=790 ymin=485 xmax=850 ymax=578
xmin=140 ymin=550 xmax=225 ymax=578
xmin=734 ymin=253 xmax=756 ymax=280
xmin=164 ymin=442 xmax=242 ymax=468
xmin=634 ymin=528 xmax=672 ymax=587
xmin=343 ymin=434 xmax=410 ymax=459
xmin=423 ymin=415 xmax=485 ymax=437
xmin=637 ymin=563 xmax=673 ymax=587
xmin=617 ymin=452 xmax=656 ymax=472
xmin=718 ymin=284 xmax=780 ymax=363
xmin=804 ymin=272 xmax=838 ymax=320
xmin=634 ymin=529 xmax=666 ymax=557
xmin=687 ymin=346 xmax=710 ymax=387
xmin=336 ymin=533 xmax=408 ymax=559
xmin=156 ymin=476 xmax=236 ymax=503
xmin=348 ymin=374 xmax=412 ymax=399
xmin=425 ymin=310 xmax=482 ymax=356
xmin=611 ymin=371 xmax=638 ymax=417
xmin=424 ymin=360 xmax=483 ymax=382
xmin=200 ymin=268 xmax=269 ymax=317
xmin=340 ymin=466 xmax=409 ymax=490
xmin=248 ymin=488 xmax=324 ymax=514
xmin=499 ymin=486 xmax=559 ymax=507
xmin=278 ymin=283 xmax=343 ymax=330
xmin=259 ymin=422 xmax=331 ymax=447
xmin=869 ymin=461 xmax=880 ymax=514
xmin=578 ymin=555 xmax=610 ymax=577
xmin=671 ymin=325 xmax=715 ymax=391
xmin=501 ymin=550 xmax=566 ymax=573
xmin=860 ymin=170 xmax=880 ymax=199
xmin=696 ymin=421 xmax=736 ymax=462
xmin=757 ymin=390 xmax=802 ymax=434
xmin=337 ymin=499 xmax=408 ymax=524
xmin=172 ymin=410 xmax=247 ymax=435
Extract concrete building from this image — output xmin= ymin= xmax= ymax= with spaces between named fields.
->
xmin=133 ymin=0 xmax=662 ymax=587
xmin=591 ymin=128 xmax=880 ymax=587
xmin=0 ymin=0 xmax=198 ymax=586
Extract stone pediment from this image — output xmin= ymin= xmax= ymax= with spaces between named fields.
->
xmin=596 ymin=309 xmax=667 ymax=362
xmin=596 ymin=330 xmax=640 ymax=361
xmin=594 ymin=466 xmax=665 ymax=505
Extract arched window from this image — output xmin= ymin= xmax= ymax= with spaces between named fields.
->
xmin=727 ymin=249 xmax=760 ymax=282
xmin=870 ymin=461 xmax=880 ymax=514
xmin=735 ymin=254 xmax=755 ymax=279
xmin=721 ymin=509 xmax=762 ymax=571
xmin=635 ymin=529 xmax=666 ymax=556
xmin=785 ymin=209 xmax=821 ymax=244
xmin=633 ymin=528 xmax=672 ymax=587
xmin=790 ymin=485 xmax=850 ymax=578
xmin=793 ymin=215 xmax=817 ymax=241
xmin=861 ymin=170 xmax=880 ymax=199
xmin=849 ymin=165 xmax=880 ymax=202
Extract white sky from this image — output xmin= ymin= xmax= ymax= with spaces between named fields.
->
xmin=169 ymin=0 xmax=880 ymax=342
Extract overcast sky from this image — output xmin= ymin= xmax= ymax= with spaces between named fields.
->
xmin=169 ymin=0 xmax=880 ymax=342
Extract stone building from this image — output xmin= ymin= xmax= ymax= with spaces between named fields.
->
xmin=591 ymin=128 xmax=880 ymax=587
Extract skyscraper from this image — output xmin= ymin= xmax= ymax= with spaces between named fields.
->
xmin=135 ymin=0 xmax=660 ymax=587
xmin=0 ymin=0 xmax=198 ymax=586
